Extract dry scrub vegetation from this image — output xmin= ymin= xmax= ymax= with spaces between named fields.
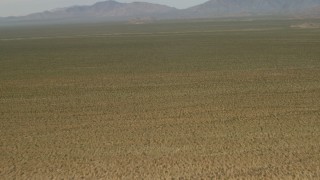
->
xmin=1 ymin=20 xmax=320 ymax=179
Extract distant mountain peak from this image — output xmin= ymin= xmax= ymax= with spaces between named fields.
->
xmin=93 ymin=0 xmax=122 ymax=6
xmin=1 ymin=0 xmax=319 ymax=24
xmin=8 ymin=0 xmax=176 ymax=21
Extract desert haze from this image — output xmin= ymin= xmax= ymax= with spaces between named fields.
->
xmin=1 ymin=0 xmax=320 ymax=23
xmin=1 ymin=0 xmax=320 ymax=179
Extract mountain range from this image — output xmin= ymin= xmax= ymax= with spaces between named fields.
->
xmin=184 ymin=0 xmax=320 ymax=18
xmin=1 ymin=0 xmax=320 ymax=23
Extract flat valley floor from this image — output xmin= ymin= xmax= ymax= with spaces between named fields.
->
xmin=1 ymin=19 xmax=320 ymax=179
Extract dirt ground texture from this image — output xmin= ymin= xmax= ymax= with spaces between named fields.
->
xmin=1 ymin=20 xmax=320 ymax=179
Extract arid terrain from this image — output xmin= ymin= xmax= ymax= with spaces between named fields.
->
xmin=1 ymin=19 xmax=320 ymax=179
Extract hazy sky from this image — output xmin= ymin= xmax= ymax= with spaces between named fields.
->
xmin=0 ymin=0 xmax=208 ymax=17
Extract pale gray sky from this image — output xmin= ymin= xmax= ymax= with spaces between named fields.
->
xmin=0 ymin=0 xmax=208 ymax=17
